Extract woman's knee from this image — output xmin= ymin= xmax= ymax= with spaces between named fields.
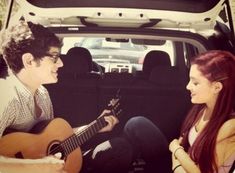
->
xmin=124 ymin=116 xmax=168 ymax=147
xmin=124 ymin=116 xmax=159 ymax=134
xmin=123 ymin=116 xmax=169 ymax=162
xmin=125 ymin=116 xmax=150 ymax=129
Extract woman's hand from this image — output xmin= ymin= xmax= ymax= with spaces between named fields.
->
xmin=98 ymin=109 xmax=119 ymax=132
xmin=169 ymin=138 xmax=182 ymax=153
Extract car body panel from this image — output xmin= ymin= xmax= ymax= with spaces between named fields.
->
xmin=10 ymin=0 xmax=226 ymax=33
xmin=3 ymin=0 xmax=234 ymax=50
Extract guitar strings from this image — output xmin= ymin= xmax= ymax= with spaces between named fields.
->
xmin=47 ymin=98 xmax=121 ymax=158
xmin=47 ymin=116 xmax=108 ymax=157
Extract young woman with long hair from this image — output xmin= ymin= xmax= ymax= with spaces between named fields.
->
xmin=169 ymin=50 xmax=235 ymax=173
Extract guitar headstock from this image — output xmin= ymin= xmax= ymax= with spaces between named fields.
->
xmin=108 ymin=89 xmax=123 ymax=118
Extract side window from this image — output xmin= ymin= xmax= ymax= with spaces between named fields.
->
xmin=0 ymin=0 xmax=19 ymax=78
xmin=0 ymin=0 xmax=20 ymax=30
xmin=183 ymin=42 xmax=199 ymax=68
xmin=0 ymin=0 xmax=9 ymax=30
xmin=0 ymin=0 xmax=9 ymax=78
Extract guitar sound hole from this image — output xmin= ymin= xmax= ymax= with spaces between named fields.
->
xmin=48 ymin=141 xmax=65 ymax=160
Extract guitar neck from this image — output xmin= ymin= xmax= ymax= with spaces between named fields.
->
xmin=59 ymin=116 xmax=107 ymax=157
xmin=57 ymin=96 xmax=121 ymax=157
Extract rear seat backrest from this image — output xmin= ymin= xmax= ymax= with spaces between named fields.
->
xmin=47 ymin=47 xmax=100 ymax=127
xmin=147 ymin=65 xmax=190 ymax=141
xmin=149 ymin=66 xmax=182 ymax=87
xmin=128 ymin=53 xmax=190 ymax=141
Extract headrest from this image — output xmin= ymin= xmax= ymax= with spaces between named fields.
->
xmin=64 ymin=47 xmax=92 ymax=75
xmin=143 ymin=50 xmax=171 ymax=77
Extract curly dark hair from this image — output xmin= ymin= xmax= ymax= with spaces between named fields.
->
xmin=2 ymin=21 xmax=62 ymax=74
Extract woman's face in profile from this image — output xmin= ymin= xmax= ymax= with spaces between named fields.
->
xmin=186 ymin=64 xmax=218 ymax=105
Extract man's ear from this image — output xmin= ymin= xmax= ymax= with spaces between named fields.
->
xmin=22 ymin=53 xmax=35 ymax=68
xmin=213 ymin=81 xmax=223 ymax=94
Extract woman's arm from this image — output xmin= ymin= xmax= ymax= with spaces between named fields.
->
xmin=171 ymin=153 xmax=187 ymax=173
xmin=216 ymin=119 xmax=235 ymax=167
xmin=169 ymin=139 xmax=201 ymax=173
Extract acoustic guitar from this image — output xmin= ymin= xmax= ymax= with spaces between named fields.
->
xmin=0 ymin=97 xmax=122 ymax=173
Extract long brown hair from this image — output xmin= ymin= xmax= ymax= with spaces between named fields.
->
xmin=180 ymin=50 xmax=235 ymax=173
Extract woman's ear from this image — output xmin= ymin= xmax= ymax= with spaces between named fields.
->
xmin=213 ymin=81 xmax=223 ymax=94
xmin=22 ymin=53 xmax=35 ymax=68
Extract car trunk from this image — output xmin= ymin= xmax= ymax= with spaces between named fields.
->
xmin=4 ymin=0 xmax=228 ymax=29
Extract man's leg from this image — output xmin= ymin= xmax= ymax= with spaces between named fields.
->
xmin=81 ymin=137 xmax=133 ymax=173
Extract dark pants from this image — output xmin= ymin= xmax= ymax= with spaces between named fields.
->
xmin=81 ymin=116 xmax=171 ymax=173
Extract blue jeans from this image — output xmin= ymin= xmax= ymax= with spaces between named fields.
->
xmin=81 ymin=116 xmax=171 ymax=173
xmin=124 ymin=116 xmax=171 ymax=172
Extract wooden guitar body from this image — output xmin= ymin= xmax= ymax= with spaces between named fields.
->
xmin=0 ymin=118 xmax=82 ymax=173
xmin=0 ymin=94 xmax=122 ymax=173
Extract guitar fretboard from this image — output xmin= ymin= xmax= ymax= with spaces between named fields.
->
xmin=60 ymin=117 xmax=107 ymax=156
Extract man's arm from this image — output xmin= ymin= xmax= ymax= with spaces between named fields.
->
xmin=73 ymin=109 xmax=119 ymax=134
